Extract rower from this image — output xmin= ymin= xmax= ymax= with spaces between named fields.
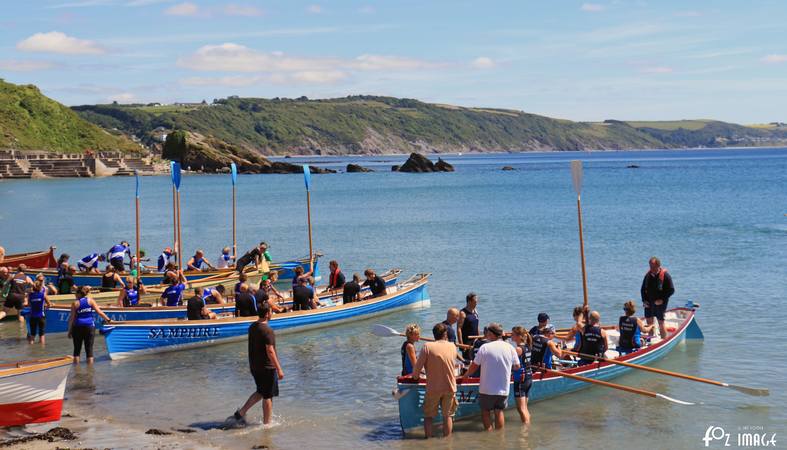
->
xmin=1 ymin=265 xmax=32 ymax=322
xmin=235 ymin=242 xmax=270 ymax=273
xmin=342 ymin=273 xmax=361 ymax=304
xmin=100 ymin=265 xmax=125 ymax=292
xmin=326 ymin=260 xmax=345 ymax=292
xmin=578 ymin=311 xmax=608 ymax=366
xmin=291 ymin=266 xmax=313 ymax=292
xmin=362 ymin=268 xmax=386 ymax=299
xmin=617 ymin=300 xmax=654 ymax=354
xmin=292 ymin=276 xmax=317 ymax=311
xmin=57 ymin=266 xmax=77 ymax=295
xmin=528 ymin=312 xmax=550 ymax=337
xmin=77 ymin=253 xmax=106 ymax=273
xmin=217 ymin=247 xmax=235 ymax=269
xmin=187 ymin=287 xmax=218 ymax=320
xmin=157 ymin=247 xmax=175 ymax=272
xmin=560 ymin=305 xmax=586 ymax=354
xmin=401 ymin=324 xmax=420 ymax=376
xmin=458 ymin=292 xmax=479 ymax=360
xmin=202 ymin=285 xmax=226 ymax=304
xmin=118 ymin=276 xmax=146 ymax=307
xmin=254 ymin=281 xmax=286 ymax=314
xmin=259 ymin=271 xmax=284 ymax=303
xmin=187 ymin=250 xmax=215 ymax=272
xmin=442 ymin=308 xmax=460 ymax=344
xmin=160 ymin=270 xmax=187 ymax=306
xmin=510 ymin=326 xmax=533 ymax=424
xmin=235 ymin=283 xmax=257 ymax=317
xmin=107 ymin=241 xmax=130 ymax=273
xmin=530 ymin=324 xmax=563 ymax=369
xmin=235 ymin=273 xmax=248 ymax=296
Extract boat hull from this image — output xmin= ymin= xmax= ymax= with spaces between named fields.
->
xmin=101 ymin=275 xmax=431 ymax=360
xmin=396 ymin=307 xmax=701 ymax=434
xmin=40 ymin=269 xmax=399 ymax=333
xmin=0 ymin=357 xmax=72 ymax=427
xmin=28 ymin=255 xmax=319 ymax=287
xmin=0 ymin=248 xmax=57 ymax=270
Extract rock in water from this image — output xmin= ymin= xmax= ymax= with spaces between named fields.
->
xmin=398 ymin=152 xmax=436 ymax=172
xmin=501 ymin=166 xmax=515 ymax=171
xmin=627 ymin=164 xmax=640 ymax=168
xmin=391 ymin=165 xmax=400 ymax=171
xmin=346 ymin=163 xmax=374 ymax=173
xmin=435 ymin=158 xmax=454 ymax=172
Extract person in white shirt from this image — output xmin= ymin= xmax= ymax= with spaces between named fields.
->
xmin=217 ymin=247 xmax=235 ymax=269
xmin=464 ymin=322 xmax=520 ymax=431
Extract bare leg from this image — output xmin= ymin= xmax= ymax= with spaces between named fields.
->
xmin=482 ymin=410 xmax=493 ymax=431
xmin=516 ymin=397 xmax=530 ymax=424
xmin=40 ymin=335 xmax=46 ymax=345
xmin=87 ymin=357 xmax=94 ymax=364
xmin=0 ymin=310 xmax=6 ymax=320
xmin=645 ymin=317 xmax=655 ymax=336
xmin=72 ymin=356 xmax=80 ymax=364
xmin=442 ymin=416 xmax=453 ymax=437
xmin=658 ymin=319 xmax=667 ymax=338
xmin=494 ymin=409 xmax=505 ymax=430
xmin=239 ymin=392 xmax=262 ymax=417
xmin=261 ymin=398 xmax=272 ymax=425
xmin=423 ymin=417 xmax=433 ymax=439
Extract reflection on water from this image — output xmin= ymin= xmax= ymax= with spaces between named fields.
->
xmin=1 ymin=149 xmax=786 ymax=448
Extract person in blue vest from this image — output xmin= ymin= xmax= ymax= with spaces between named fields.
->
xmin=24 ymin=275 xmax=52 ymax=345
xmin=401 ymin=323 xmax=420 ymax=376
xmin=187 ymin=249 xmax=215 ymax=272
xmin=640 ymin=256 xmax=675 ymax=339
xmin=201 ymin=285 xmax=226 ymax=305
xmin=77 ymin=253 xmax=106 ymax=273
xmin=511 ymin=326 xmax=533 ymax=424
xmin=157 ymin=247 xmax=176 ymax=272
xmin=577 ymin=311 xmax=608 ymax=366
xmin=117 ymin=276 xmax=147 ymax=307
xmin=617 ymin=300 xmax=654 ymax=354
xmin=217 ymin=247 xmax=235 ymax=269
xmin=457 ymin=292 xmax=479 ymax=360
xmin=68 ymin=285 xmax=112 ymax=364
xmin=160 ymin=270 xmax=187 ymax=306
xmin=107 ymin=241 xmax=130 ymax=273
xmin=530 ymin=324 xmax=563 ymax=369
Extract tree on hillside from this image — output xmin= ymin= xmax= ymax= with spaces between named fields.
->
xmin=162 ymin=130 xmax=187 ymax=161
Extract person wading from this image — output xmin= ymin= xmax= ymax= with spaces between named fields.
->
xmin=232 ymin=300 xmax=284 ymax=426
xmin=640 ymin=256 xmax=675 ymax=339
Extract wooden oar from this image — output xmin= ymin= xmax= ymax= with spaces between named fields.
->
xmin=564 ymin=350 xmax=769 ymax=396
xmin=371 ymin=324 xmax=471 ymax=349
xmin=540 ymin=367 xmax=694 ymax=405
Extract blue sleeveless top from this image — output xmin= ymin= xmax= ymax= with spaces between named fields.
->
xmin=125 ymin=286 xmax=139 ymax=306
xmin=201 ymin=288 xmax=213 ymax=305
xmin=28 ymin=287 xmax=47 ymax=318
xmin=192 ymin=257 xmax=204 ymax=269
xmin=162 ymin=283 xmax=186 ymax=306
xmin=401 ymin=341 xmax=414 ymax=376
xmin=514 ymin=343 xmax=533 ymax=380
xmin=75 ymin=297 xmax=94 ymax=327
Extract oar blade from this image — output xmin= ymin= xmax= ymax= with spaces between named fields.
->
xmin=656 ymin=393 xmax=694 ymax=406
xmin=570 ymin=160 xmax=583 ymax=195
xmin=728 ymin=384 xmax=770 ymax=397
xmin=371 ymin=324 xmax=402 ymax=337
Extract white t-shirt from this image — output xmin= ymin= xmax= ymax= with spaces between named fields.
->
xmin=473 ymin=339 xmax=520 ymax=396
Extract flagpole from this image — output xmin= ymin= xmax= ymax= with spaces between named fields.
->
xmin=303 ymin=165 xmax=314 ymax=273
xmin=231 ymin=163 xmax=238 ymax=261
xmin=170 ymin=161 xmax=178 ymax=265
xmin=571 ymin=160 xmax=589 ymax=315
xmin=135 ymin=171 xmax=141 ymax=285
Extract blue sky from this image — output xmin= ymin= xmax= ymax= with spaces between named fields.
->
xmin=1 ymin=0 xmax=785 ymax=123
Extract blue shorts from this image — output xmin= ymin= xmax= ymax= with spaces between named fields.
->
xmin=513 ymin=377 xmax=532 ymax=398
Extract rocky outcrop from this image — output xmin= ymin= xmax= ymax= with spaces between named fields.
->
xmin=501 ymin=166 xmax=515 ymax=171
xmin=396 ymin=152 xmax=454 ymax=173
xmin=346 ymin=163 xmax=374 ymax=173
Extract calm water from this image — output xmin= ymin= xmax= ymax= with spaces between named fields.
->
xmin=1 ymin=148 xmax=786 ymax=449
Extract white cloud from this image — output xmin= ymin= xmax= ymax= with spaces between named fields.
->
xmin=580 ymin=3 xmax=604 ymax=12
xmin=471 ymin=56 xmax=495 ymax=69
xmin=350 ymin=54 xmax=443 ymax=70
xmin=640 ymin=66 xmax=673 ymax=74
xmin=17 ymin=31 xmax=105 ymax=55
xmin=108 ymin=92 xmax=137 ymax=103
xmin=223 ymin=4 xmax=263 ymax=16
xmin=762 ymin=54 xmax=787 ymax=64
xmin=165 ymin=2 xmax=199 ymax=16
xmin=0 ymin=59 xmax=57 ymax=71
xmin=306 ymin=4 xmax=322 ymax=14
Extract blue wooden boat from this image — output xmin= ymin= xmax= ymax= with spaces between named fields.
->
xmin=39 ymin=268 xmax=400 ymax=333
xmin=27 ymin=254 xmax=320 ymax=287
xmin=100 ymin=273 xmax=430 ymax=360
xmin=395 ymin=304 xmax=703 ymax=435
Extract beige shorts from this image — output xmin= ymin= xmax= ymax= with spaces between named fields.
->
xmin=423 ymin=391 xmax=458 ymax=418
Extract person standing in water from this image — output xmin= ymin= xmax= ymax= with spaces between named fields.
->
xmin=68 ymin=286 xmax=112 ymax=364
xmin=24 ymin=275 xmax=51 ymax=344
xmin=457 ymin=292 xmax=479 ymax=360
xmin=232 ymin=300 xmax=284 ymax=426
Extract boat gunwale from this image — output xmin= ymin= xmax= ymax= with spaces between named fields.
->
xmin=0 ymin=356 xmax=73 ymax=378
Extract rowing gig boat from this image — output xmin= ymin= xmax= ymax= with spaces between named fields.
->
xmin=40 ymin=268 xmax=401 ymax=333
xmin=0 ymin=356 xmax=72 ymax=427
xmin=395 ymin=303 xmax=703 ymax=435
xmin=100 ymin=273 xmax=431 ymax=360
xmin=0 ymin=248 xmax=57 ymax=270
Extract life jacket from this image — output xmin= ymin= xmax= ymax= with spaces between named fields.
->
xmin=192 ymin=256 xmax=205 ymax=269
xmin=401 ymin=341 xmax=414 ymax=376
xmin=579 ymin=324 xmax=606 ymax=360
xmin=75 ymin=297 xmax=94 ymax=327
xmin=618 ymin=315 xmax=641 ymax=351
xmin=329 ymin=269 xmax=342 ymax=288
xmin=530 ymin=335 xmax=552 ymax=369
xmin=157 ymin=251 xmax=172 ymax=272
xmin=125 ymin=286 xmax=139 ymax=307
xmin=645 ymin=268 xmax=669 ymax=290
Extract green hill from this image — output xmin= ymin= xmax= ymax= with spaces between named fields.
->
xmin=0 ymin=79 xmax=139 ymax=153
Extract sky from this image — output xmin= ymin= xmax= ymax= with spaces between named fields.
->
xmin=1 ymin=0 xmax=786 ymax=123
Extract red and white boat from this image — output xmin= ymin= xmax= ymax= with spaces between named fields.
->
xmin=0 ymin=248 xmax=58 ymax=270
xmin=0 ymin=356 xmax=72 ymax=427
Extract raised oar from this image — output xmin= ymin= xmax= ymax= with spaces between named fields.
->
xmin=302 ymin=165 xmax=314 ymax=274
xmin=371 ymin=324 xmax=472 ymax=349
xmin=540 ymin=367 xmax=694 ymax=405
xmin=230 ymin=162 xmax=237 ymax=261
xmin=571 ymin=160 xmax=590 ymax=321
xmin=563 ymin=350 xmax=769 ymax=397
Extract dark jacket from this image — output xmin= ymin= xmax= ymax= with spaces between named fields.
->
xmin=640 ymin=269 xmax=675 ymax=304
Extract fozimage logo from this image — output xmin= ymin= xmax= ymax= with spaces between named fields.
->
xmin=702 ymin=425 xmax=778 ymax=447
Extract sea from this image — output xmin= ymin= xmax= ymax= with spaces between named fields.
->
xmin=1 ymin=148 xmax=785 ymax=449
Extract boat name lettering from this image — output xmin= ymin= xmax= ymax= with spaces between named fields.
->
xmin=147 ymin=327 xmax=221 ymax=339
xmin=456 ymin=390 xmax=478 ymax=404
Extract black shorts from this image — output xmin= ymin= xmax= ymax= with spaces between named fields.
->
xmin=478 ymin=394 xmax=507 ymax=411
xmin=110 ymin=258 xmax=125 ymax=272
xmin=236 ymin=257 xmax=252 ymax=273
xmin=513 ymin=377 xmax=532 ymax=399
xmin=252 ymin=369 xmax=279 ymax=399
xmin=3 ymin=294 xmax=23 ymax=310
xmin=643 ymin=300 xmax=668 ymax=321
xmin=28 ymin=317 xmax=46 ymax=336
xmin=72 ymin=326 xmax=95 ymax=358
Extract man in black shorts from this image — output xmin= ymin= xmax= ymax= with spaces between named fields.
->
xmin=232 ymin=300 xmax=284 ymax=426
xmin=235 ymin=242 xmax=267 ymax=274
xmin=640 ymin=256 xmax=675 ymax=339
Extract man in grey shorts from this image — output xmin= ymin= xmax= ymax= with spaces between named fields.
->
xmin=464 ymin=322 xmax=520 ymax=431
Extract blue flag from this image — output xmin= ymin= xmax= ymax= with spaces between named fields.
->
xmin=169 ymin=161 xmax=175 ymax=185
xmin=134 ymin=170 xmax=140 ymax=198
xmin=231 ymin=162 xmax=237 ymax=186
xmin=172 ymin=161 xmax=182 ymax=191
xmin=303 ymin=164 xmax=311 ymax=191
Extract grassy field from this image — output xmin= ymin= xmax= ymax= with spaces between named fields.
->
xmin=625 ymin=120 xmax=714 ymax=130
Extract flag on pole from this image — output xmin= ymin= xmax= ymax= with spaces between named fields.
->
xmin=172 ymin=161 xmax=182 ymax=191
xmin=135 ymin=170 xmax=140 ymax=198
xmin=303 ymin=164 xmax=311 ymax=191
